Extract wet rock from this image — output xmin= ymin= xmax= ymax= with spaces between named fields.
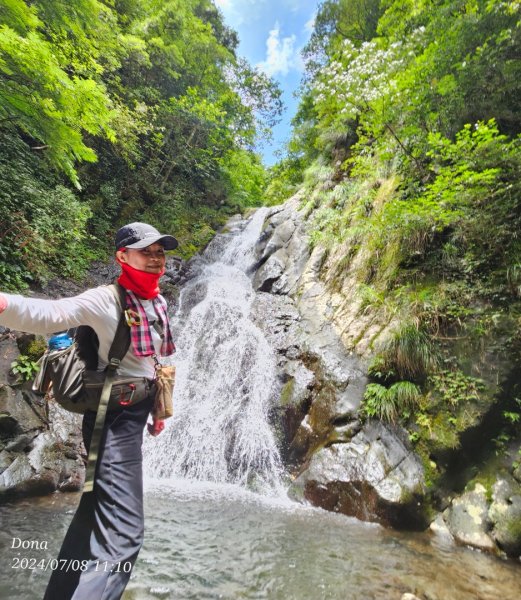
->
xmin=253 ymin=196 xmax=309 ymax=296
xmin=0 ymin=449 xmax=14 ymax=473
xmin=290 ymin=421 xmax=428 ymax=529
xmin=251 ymin=198 xmax=368 ymax=472
xmin=254 ymin=248 xmax=289 ymax=293
xmin=278 ymin=364 xmax=315 ymax=458
xmin=0 ymin=389 xmax=83 ymax=500
xmin=260 ymin=220 xmax=296 ymax=261
xmin=0 ymin=455 xmax=35 ymax=494
xmin=250 ymin=292 xmax=302 ymax=366
xmin=325 ymin=420 xmax=362 ymax=445
xmin=442 ymin=484 xmax=495 ymax=551
xmin=489 ymin=476 xmax=521 ymax=557
xmin=0 ymin=430 xmax=83 ymax=498
xmin=287 ymin=379 xmax=337 ymax=464
xmin=0 ymin=333 xmax=20 ymax=385
xmin=5 ymin=432 xmax=38 ymax=452
xmin=429 ymin=513 xmax=454 ymax=539
xmin=0 ymin=413 xmax=19 ymax=436
xmin=0 ymin=385 xmax=44 ymax=434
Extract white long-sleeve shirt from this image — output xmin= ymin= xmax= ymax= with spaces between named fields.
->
xmin=0 ymin=286 xmax=165 ymax=378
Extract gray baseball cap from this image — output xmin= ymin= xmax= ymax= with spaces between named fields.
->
xmin=115 ymin=222 xmax=178 ymax=250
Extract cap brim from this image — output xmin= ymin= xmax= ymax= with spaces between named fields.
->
xmin=125 ymin=235 xmax=178 ymax=250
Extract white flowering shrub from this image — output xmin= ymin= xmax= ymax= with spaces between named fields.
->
xmin=312 ymin=29 xmax=425 ymax=128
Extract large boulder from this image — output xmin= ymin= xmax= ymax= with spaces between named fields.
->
xmin=0 ymin=389 xmax=84 ymax=500
xmin=489 ymin=476 xmax=521 ymax=556
xmin=253 ymin=196 xmax=310 ymax=296
xmin=0 ymin=385 xmax=44 ymax=434
xmin=435 ymin=474 xmax=521 ymax=557
xmin=442 ymin=484 xmax=496 ymax=552
xmin=290 ymin=421 xmax=428 ymax=529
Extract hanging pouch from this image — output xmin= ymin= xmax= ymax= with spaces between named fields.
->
xmin=153 ymin=355 xmax=175 ymax=419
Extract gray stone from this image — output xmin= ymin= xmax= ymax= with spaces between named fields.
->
xmin=0 ymin=455 xmax=34 ymax=494
xmin=5 ymin=432 xmax=37 ymax=452
xmin=0 ymin=430 xmax=83 ymax=498
xmin=254 ymin=248 xmax=289 ymax=292
xmin=0 ymin=449 xmax=14 ymax=474
xmin=0 ymin=413 xmax=19 ymax=436
xmin=0 ymin=335 xmax=19 ymax=385
xmin=489 ymin=476 xmax=521 ymax=556
xmin=442 ymin=484 xmax=495 ymax=551
xmin=290 ymin=421 xmax=427 ymax=528
xmin=250 ymin=293 xmax=301 ymax=359
xmin=47 ymin=401 xmax=83 ymax=444
xmin=250 ymin=197 xmax=368 ymax=475
xmin=326 ymin=420 xmax=362 ymax=444
xmin=429 ymin=513 xmax=454 ymax=538
xmin=0 ymin=384 xmax=45 ymax=433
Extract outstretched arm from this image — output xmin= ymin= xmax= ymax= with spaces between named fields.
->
xmin=0 ymin=287 xmax=115 ymax=335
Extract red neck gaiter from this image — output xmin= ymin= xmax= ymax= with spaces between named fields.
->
xmin=117 ymin=259 xmax=164 ymax=299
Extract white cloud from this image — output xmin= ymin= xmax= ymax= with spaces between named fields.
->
xmin=257 ymin=23 xmax=298 ymax=77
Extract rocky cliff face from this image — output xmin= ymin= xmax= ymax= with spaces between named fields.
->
xmin=251 ymin=196 xmax=521 ymax=558
xmin=249 ymin=196 xmax=430 ymax=529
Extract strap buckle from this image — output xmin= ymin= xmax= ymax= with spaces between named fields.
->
xmin=108 ymin=358 xmax=121 ymax=371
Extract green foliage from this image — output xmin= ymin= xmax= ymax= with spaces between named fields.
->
xmin=0 ymin=132 xmax=93 ymax=288
xmin=429 ymin=370 xmax=486 ymax=406
xmin=264 ymin=158 xmax=302 ymax=206
xmin=270 ymin=4 xmax=521 ymax=473
xmin=10 ymin=354 xmax=40 ymax=382
xmin=0 ymin=0 xmax=284 ymax=289
xmin=303 ymin=0 xmax=383 ymax=79
xmin=363 ymin=380 xmax=421 ymax=422
xmin=24 ymin=337 xmax=48 ymax=362
xmin=0 ymin=6 xmax=116 ymax=185
xmin=376 ymin=324 xmax=439 ymax=381
xmin=275 ymin=0 xmax=521 ymax=301
xmin=363 ymin=383 xmax=394 ymax=421
xmin=219 ymin=149 xmax=267 ymax=210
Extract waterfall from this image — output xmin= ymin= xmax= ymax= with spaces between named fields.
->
xmin=143 ymin=208 xmax=284 ymax=492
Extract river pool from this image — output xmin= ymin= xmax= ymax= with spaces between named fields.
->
xmin=1 ymin=479 xmax=520 ymax=600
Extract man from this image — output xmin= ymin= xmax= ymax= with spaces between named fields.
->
xmin=0 ymin=222 xmax=177 ymax=600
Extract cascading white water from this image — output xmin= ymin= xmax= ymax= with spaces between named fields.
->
xmin=143 ymin=208 xmax=284 ymax=492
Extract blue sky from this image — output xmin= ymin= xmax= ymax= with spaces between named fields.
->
xmin=214 ymin=0 xmax=319 ymax=165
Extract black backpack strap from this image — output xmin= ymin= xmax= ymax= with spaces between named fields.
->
xmin=83 ymin=284 xmax=131 ymax=493
xmin=108 ymin=283 xmax=131 ymax=362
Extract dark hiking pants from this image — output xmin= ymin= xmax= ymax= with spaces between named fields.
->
xmin=43 ymin=396 xmax=153 ymax=600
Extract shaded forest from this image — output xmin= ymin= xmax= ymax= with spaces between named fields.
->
xmin=0 ymin=0 xmax=282 ymax=289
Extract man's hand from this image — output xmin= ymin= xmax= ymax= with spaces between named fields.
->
xmin=147 ymin=417 xmax=165 ymax=436
xmin=0 ymin=294 xmax=7 ymax=314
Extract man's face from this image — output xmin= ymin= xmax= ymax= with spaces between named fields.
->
xmin=117 ymin=242 xmax=166 ymax=274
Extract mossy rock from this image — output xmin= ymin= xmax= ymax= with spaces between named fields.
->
xmin=491 ymin=498 xmax=521 ymax=557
